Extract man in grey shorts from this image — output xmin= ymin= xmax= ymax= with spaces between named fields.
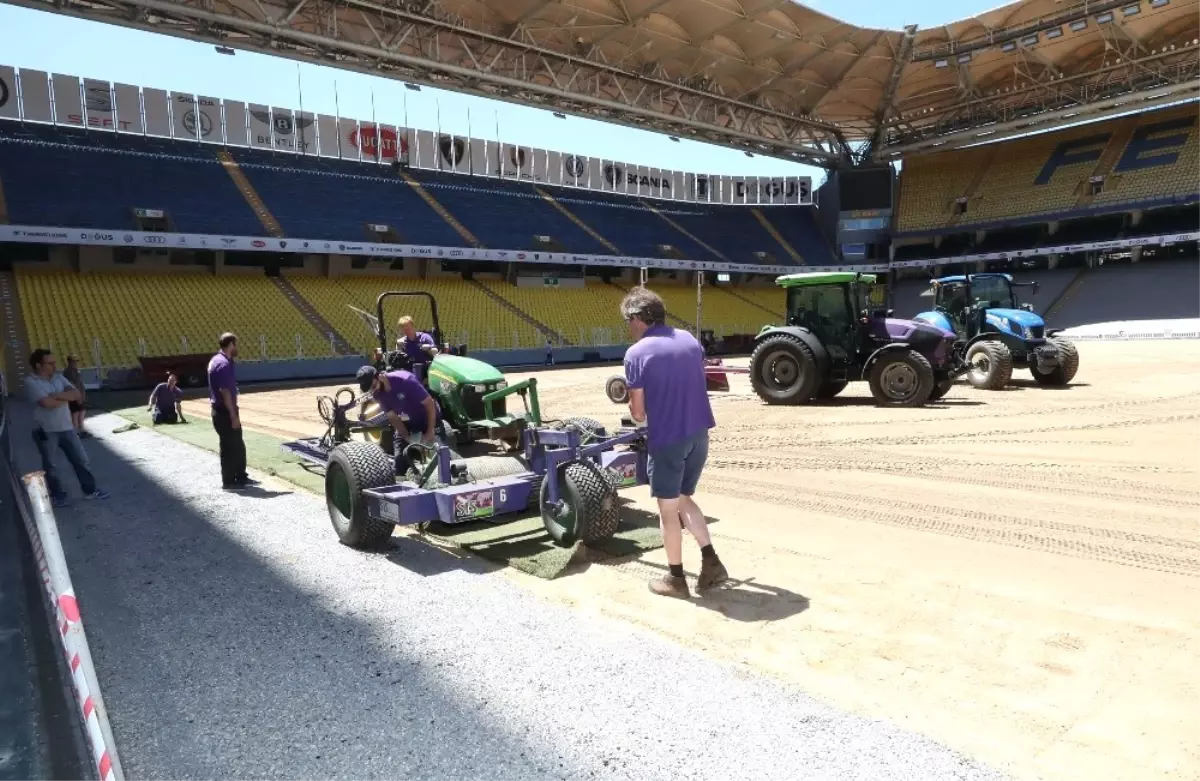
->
xmin=621 ymin=287 xmax=728 ymax=598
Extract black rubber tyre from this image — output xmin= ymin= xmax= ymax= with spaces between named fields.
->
xmin=1031 ymin=336 xmax=1079 ymax=386
xmin=965 ymin=340 xmax=1013 ymax=390
xmin=561 ymin=417 xmax=606 ymax=446
xmin=749 ymin=333 xmax=820 ymax=405
xmin=540 ymin=460 xmax=620 ymax=546
xmin=929 ymin=379 xmax=954 ymax=401
xmin=814 ymin=380 xmax=848 ymax=399
xmin=325 ymin=441 xmax=397 ymax=549
xmin=605 ymin=375 xmax=629 ymax=404
xmin=867 ymin=350 xmax=935 ymax=407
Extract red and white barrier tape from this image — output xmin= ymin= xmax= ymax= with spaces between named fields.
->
xmin=16 ymin=469 xmax=123 ymax=781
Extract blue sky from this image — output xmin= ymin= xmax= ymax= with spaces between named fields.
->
xmin=0 ymin=1 xmax=1002 ymax=178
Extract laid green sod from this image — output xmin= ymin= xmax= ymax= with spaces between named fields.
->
xmin=108 ymin=406 xmax=664 ymax=579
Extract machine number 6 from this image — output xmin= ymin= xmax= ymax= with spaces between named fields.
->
xmin=499 ymin=488 xmax=507 ymax=504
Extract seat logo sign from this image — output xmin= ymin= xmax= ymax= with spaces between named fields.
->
xmin=564 ymin=155 xmax=585 ymax=179
xmin=438 ymin=135 xmax=465 ymax=167
xmin=603 ymin=164 xmax=623 ymax=188
xmin=0 ymin=76 xmax=9 ymax=110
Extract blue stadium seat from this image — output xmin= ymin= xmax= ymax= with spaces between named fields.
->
xmin=0 ymin=124 xmax=267 ymax=235
xmin=0 ymin=123 xmax=836 ymax=265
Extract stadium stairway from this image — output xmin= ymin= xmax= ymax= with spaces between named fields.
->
xmin=718 ymin=285 xmax=784 ymax=319
xmin=640 ymin=200 xmax=729 ymax=262
xmin=947 ymin=147 xmax=997 ymax=229
xmin=751 ymin=209 xmax=803 ymax=264
xmin=1075 ymin=117 xmax=1138 ymax=210
xmin=269 ymin=276 xmax=357 ymax=356
xmin=1042 ymin=267 xmax=1090 ymax=323
xmin=399 ymin=171 xmax=483 ymax=248
xmin=466 ymin=280 xmax=570 ymax=345
xmin=533 ymin=187 xmax=623 ymax=254
xmin=0 ymin=271 xmax=32 ymax=388
xmin=217 ymin=150 xmax=285 ymax=238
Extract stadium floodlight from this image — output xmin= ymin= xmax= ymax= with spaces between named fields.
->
xmin=1070 ymin=19 xmax=1088 ymax=31
xmin=1096 ymin=11 xmax=1114 ymax=23
xmin=404 ymin=83 xmax=421 ymax=91
xmin=669 ymin=136 xmax=680 ymax=142
xmin=552 ymin=112 xmax=566 ymax=119
xmin=1121 ymin=3 xmax=1141 ymax=14
xmin=214 ymin=45 xmax=235 ymax=55
xmin=1149 ymin=0 xmax=1169 ymax=7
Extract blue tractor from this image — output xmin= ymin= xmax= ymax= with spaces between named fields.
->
xmin=913 ymin=273 xmax=1079 ymax=390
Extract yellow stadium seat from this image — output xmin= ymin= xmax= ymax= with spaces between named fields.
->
xmin=16 ymin=270 xmax=328 ymax=371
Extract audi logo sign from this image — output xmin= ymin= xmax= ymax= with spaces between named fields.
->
xmin=143 ymin=235 xmax=167 ymax=245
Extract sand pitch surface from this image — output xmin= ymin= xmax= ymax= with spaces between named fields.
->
xmin=208 ymin=340 xmax=1200 ymax=781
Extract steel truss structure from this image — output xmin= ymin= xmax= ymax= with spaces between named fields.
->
xmin=4 ymin=0 xmax=1198 ymax=165
xmin=5 ymin=0 xmax=851 ymax=166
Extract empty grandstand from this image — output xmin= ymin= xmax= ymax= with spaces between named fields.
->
xmin=0 ymin=0 xmax=1196 ymax=390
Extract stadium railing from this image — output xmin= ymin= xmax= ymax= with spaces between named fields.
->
xmin=0 ymin=370 xmax=124 ymax=781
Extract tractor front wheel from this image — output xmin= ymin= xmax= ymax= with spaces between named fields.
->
xmin=540 ymin=460 xmax=620 ymax=547
xmin=605 ymin=375 xmax=629 ymax=404
xmin=749 ymin=334 xmax=819 ymax=405
xmin=867 ymin=350 xmax=935 ymax=407
xmin=325 ymin=442 xmax=397 ymax=549
xmin=1031 ymin=337 xmax=1080 ymax=386
xmin=965 ymin=341 xmax=1014 ymax=390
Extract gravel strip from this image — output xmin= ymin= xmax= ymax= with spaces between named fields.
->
xmin=43 ymin=412 xmax=1010 ymax=781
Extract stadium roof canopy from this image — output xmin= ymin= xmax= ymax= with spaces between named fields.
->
xmin=12 ymin=0 xmax=1199 ymax=165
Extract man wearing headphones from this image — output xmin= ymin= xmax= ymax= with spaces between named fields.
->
xmin=357 ymin=364 xmax=441 ymax=472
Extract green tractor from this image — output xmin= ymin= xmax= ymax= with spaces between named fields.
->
xmin=339 ymin=291 xmax=540 ymax=455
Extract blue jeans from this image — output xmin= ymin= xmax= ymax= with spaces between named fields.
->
xmin=647 ymin=430 xmax=709 ymax=500
xmin=34 ymin=429 xmax=98 ymax=500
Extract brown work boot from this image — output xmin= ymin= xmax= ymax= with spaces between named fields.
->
xmin=696 ymin=559 xmax=729 ymax=591
xmin=649 ymin=574 xmax=690 ymax=599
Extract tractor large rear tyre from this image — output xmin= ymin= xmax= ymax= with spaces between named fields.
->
xmin=325 ymin=442 xmax=397 ymax=549
xmin=540 ymin=460 xmax=620 ymax=547
xmin=1031 ymin=337 xmax=1079 ymax=386
xmin=929 ymin=379 xmax=954 ymax=401
xmin=814 ymin=380 xmax=848 ymax=399
xmin=867 ymin=350 xmax=936 ymax=408
xmin=749 ymin=334 xmax=820 ymax=405
xmin=965 ymin=341 xmax=1014 ymax=390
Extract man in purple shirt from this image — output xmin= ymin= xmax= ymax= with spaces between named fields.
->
xmin=395 ymin=316 xmax=439 ymax=368
xmin=208 ymin=332 xmax=253 ymax=490
xmin=621 ymin=287 xmax=728 ymax=599
xmin=148 ymin=371 xmax=186 ymax=425
xmin=357 ymin=365 xmax=442 ymax=472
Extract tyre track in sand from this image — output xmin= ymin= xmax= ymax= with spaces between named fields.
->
xmin=714 ymin=391 xmax=1200 ymax=437
xmin=702 ymin=476 xmax=1200 ymax=577
xmin=705 ymin=452 xmax=1200 ymax=508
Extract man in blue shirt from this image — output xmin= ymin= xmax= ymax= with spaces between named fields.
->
xmin=395 ymin=316 xmax=439 ymax=367
xmin=23 ymin=349 xmax=110 ymax=507
xmin=621 ymin=287 xmax=727 ymax=598
xmin=357 ymin=365 xmax=442 ymax=474
xmin=208 ymin=332 xmax=253 ymax=490
xmin=148 ymin=372 xmax=186 ymax=425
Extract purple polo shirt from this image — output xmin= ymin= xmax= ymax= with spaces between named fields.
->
xmin=151 ymin=382 xmax=183 ymax=414
xmin=624 ymin=324 xmax=715 ymax=452
xmin=397 ymin=332 xmax=436 ymax=364
xmin=207 ymin=352 xmax=237 ymax=408
xmin=374 ymin=370 xmax=440 ymax=431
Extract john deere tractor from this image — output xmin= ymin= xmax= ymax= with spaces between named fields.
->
xmin=749 ymin=271 xmax=963 ymax=407
xmin=336 ymin=292 xmax=538 ymax=456
xmin=913 ymin=273 xmax=1079 ymax=390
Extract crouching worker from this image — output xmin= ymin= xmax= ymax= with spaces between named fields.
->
xmin=621 ymin=287 xmax=728 ymax=598
xmin=356 ymin=365 xmax=442 ymax=475
xmin=148 ymin=372 xmax=186 ymax=425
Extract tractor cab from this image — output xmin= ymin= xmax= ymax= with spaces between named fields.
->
xmin=781 ymin=272 xmax=894 ymax=360
xmin=349 ymin=292 xmax=539 ymax=451
xmin=924 ymin=273 xmax=1042 ymax=342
